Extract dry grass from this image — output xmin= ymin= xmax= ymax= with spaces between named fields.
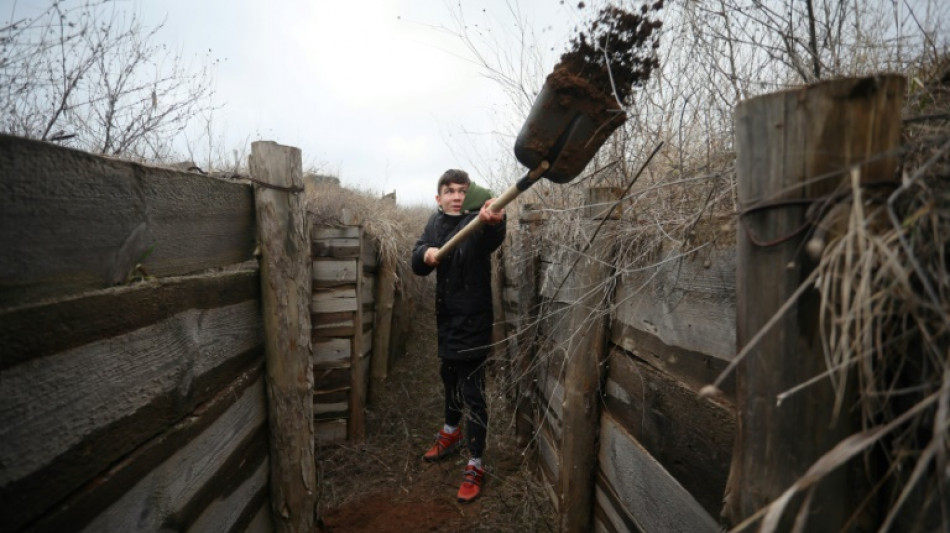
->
xmin=304 ymin=181 xmax=433 ymax=301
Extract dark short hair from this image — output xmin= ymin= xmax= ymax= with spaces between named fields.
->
xmin=437 ymin=169 xmax=470 ymax=193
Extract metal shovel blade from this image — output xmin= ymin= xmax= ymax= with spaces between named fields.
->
xmin=514 ymin=75 xmax=627 ymax=184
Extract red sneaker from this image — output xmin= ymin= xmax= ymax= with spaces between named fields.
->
xmin=456 ymin=464 xmax=484 ymax=503
xmin=422 ymin=428 xmax=462 ymax=461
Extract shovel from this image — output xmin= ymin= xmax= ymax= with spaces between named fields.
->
xmin=434 ymin=76 xmax=627 ymax=262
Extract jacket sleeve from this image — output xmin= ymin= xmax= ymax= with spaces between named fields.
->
xmin=411 ymin=214 xmax=437 ymax=276
xmin=476 ymin=215 xmax=506 ymax=255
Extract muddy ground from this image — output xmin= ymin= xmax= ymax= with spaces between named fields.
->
xmin=315 ymin=304 xmax=556 ymax=533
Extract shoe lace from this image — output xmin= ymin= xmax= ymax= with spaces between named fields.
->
xmin=436 ymin=430 xmax=458 ymax=448
xmin=463 ymin=466 xmax=482 ymax=485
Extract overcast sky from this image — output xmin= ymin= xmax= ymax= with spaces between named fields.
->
xmin=127 ymin=0 xmax=586 ymax=206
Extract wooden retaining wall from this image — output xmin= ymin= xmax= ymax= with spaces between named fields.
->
xmin=501 ymin=75 xmax=907 ymax=532
xmin=501 ymin=201 xmax=736 ymax=532
xmin=310 ymin=221 xmax=380 ymax=443
xmin=0 ymin=134 xmax=271 ymax=532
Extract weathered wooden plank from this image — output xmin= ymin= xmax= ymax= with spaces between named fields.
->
xmin=312 ymin=259 xmax=358 ymax=286
xmin=312 ymin=239 xmax=360 ymax=259
xmin=728 ymin=76 xmax=904 ymax=529
xmin=167 ymin=428 xmax=268 ymax=532
xmin=0 ymin=266 xmax=259 ymax=372
xmin=558 ymin=208 xmax=616 ymax=533
xmin=502 ymin=286 xmax=519 ymax=310
xmin=187 ymin=458 xmax=269 ymax=533
xmin=20 ymin=368 xmax=264 ymax=533
xmin=349 ymin=239 xmax=366 ymax=442
xmin=514 ymin=208 xmax=544 ymax=448
xmin=388 ymin=287 xmax=411 ymax=366
xmin=537 ymin=423 xmax=560 ymax=512
xmin=245 ymin=499 xmax=274 ymax=533
xmin=313 ymin=365 xmax=351 ymax=392
xmin=78 ymin=376 xmax=268 ymax=532
xmin=312 ymin=324 xmax=356 ymax=338
xmin=369 ymin=258 xmax=396 ymax=402
xmin=361 ymin=274 xmax=375 ymax=303
xmin=585 ymin=187 xmax=625 ymax=220
xmin=598 ymin=414 xmax=719 ymax=533
xmin=313 ymin=389 xmax=349 ymax=406
xmin=538 ymin=363 xmax=564 ymax=433
xmin=603 ymin=348 xmax=734 ymax=517
xmin=311 ymin=226 xmax=360 ymax=242
xmin=250 ymin=140 xmax=315 ymax=532
xmin=314 ymin=338 xmax=351 ymax=365
xmin=313 ymin=402 xmax=349 ymax=419
xmin=311 ymin=287 xmax=358 ymax=313
xmin=610 ymin=320 xmax=735 ymax=399
xmin=594 ymin=474 xmax=643 ymax=533
xmin=361 ymin=238 xmax=379 ymax=271
xmin=314 ymin=420 xmax=348 ymax=444
xmin=613 ymin=246 xmax=736 ymax=361
xmin=361 ymin=330 xmax=373 ymax=358
xmin=312 ymin=311 xmax=355 ymax=327
xmin=538 ymin=252 xmax=588 ymax=304
xmin=0 ymin=302 xmax=263 ymax=531
xmin=0 ymin=135 xmax=256 ymax=308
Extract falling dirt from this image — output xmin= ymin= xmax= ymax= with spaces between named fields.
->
xmin=315 ymin=301 xmax=554 ymax=533
xmin=557 ymin=2 xmax=664 ymax=106
xmin=513 ymin=2 xmax=664 ymax=182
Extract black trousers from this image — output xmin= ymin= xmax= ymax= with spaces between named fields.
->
xmin=440 ymin=358 xmax=488 ymax=459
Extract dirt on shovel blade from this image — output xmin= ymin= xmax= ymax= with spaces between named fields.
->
xmin=514 ymin=2 xmax=664 ymax=180
xmin=557 ymin=2 xmax=664 ymax=107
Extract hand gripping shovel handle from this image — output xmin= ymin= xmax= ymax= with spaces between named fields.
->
xmin=434 ymin=161 xmax=549 ymax=262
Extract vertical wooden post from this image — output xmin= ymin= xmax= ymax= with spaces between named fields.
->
xmin=515 ymin=204 xmax=545 ymax=446
xmin=729 ymin=76 xmax=904 ymax=530
xmin=249 ymin=141 xmax=317 ymax=532
xmin=559 ymin=192 xmax=618 ymax=533
xmin=369 ymin=255 xmax=396 ymax=404
xmin=349 ymin=221 xmax=366 ymax=441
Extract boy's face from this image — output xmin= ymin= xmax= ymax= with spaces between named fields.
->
xmin=436 ymin=183 xmax=467 ymax=215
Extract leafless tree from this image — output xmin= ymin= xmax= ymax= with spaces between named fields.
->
xmin=0 ymin=0 xmax=216 ymax=160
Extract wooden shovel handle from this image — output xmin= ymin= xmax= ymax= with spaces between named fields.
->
xmin=433 ymin=161 xmax=549 ymax=262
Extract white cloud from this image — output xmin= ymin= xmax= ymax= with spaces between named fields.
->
xmin=126 ymin=0 xmax=577 ymax=205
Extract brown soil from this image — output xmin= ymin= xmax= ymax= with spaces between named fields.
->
xmin=316 ymin=302 xmax=555 ymax=533
xmin=557 ymin=2 xmax=663 ymax=106
xmin=513 ymin=3 xmax=663 ymax=181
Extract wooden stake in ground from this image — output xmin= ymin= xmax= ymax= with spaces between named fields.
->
xmin=250 ymin=141 xmax=317 ymax=532
xmin=729 ymin=75 xmax=904 ymax=531
xmin=369 ymin=256 xmax=396 ymax=404
xmin=558 ymin=188 xmax=619 ymax=533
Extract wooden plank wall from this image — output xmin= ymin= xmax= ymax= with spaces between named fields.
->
xmin=310 ymin=223 xmax=378 ymax=443
xmin=0 ymin=135 xmax=272 ymax=532
xmin=502 ymin=215 xmax=737 ymax=531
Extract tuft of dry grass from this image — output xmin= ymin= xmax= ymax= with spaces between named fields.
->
xmin=304 ymin=181 xmax=434 ymax=303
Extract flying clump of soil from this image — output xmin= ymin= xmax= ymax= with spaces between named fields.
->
xmin=553 ymin=2 xmax=664 ymax=107
xmin=515 ymin=3 xmax=663 ymax=180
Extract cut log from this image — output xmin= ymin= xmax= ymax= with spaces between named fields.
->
xmin=250 ymin=141 xmax=317 ymax=532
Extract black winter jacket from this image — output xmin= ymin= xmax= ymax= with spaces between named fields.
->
xmin=411 ymin=210 xmax=505 ymax=361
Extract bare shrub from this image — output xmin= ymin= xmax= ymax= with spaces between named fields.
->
xmin=0 ymin=0 xmax=216 ymax=160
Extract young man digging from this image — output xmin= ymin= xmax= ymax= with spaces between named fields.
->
xmin=411 ymin=169 xmax=505 ymax=503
